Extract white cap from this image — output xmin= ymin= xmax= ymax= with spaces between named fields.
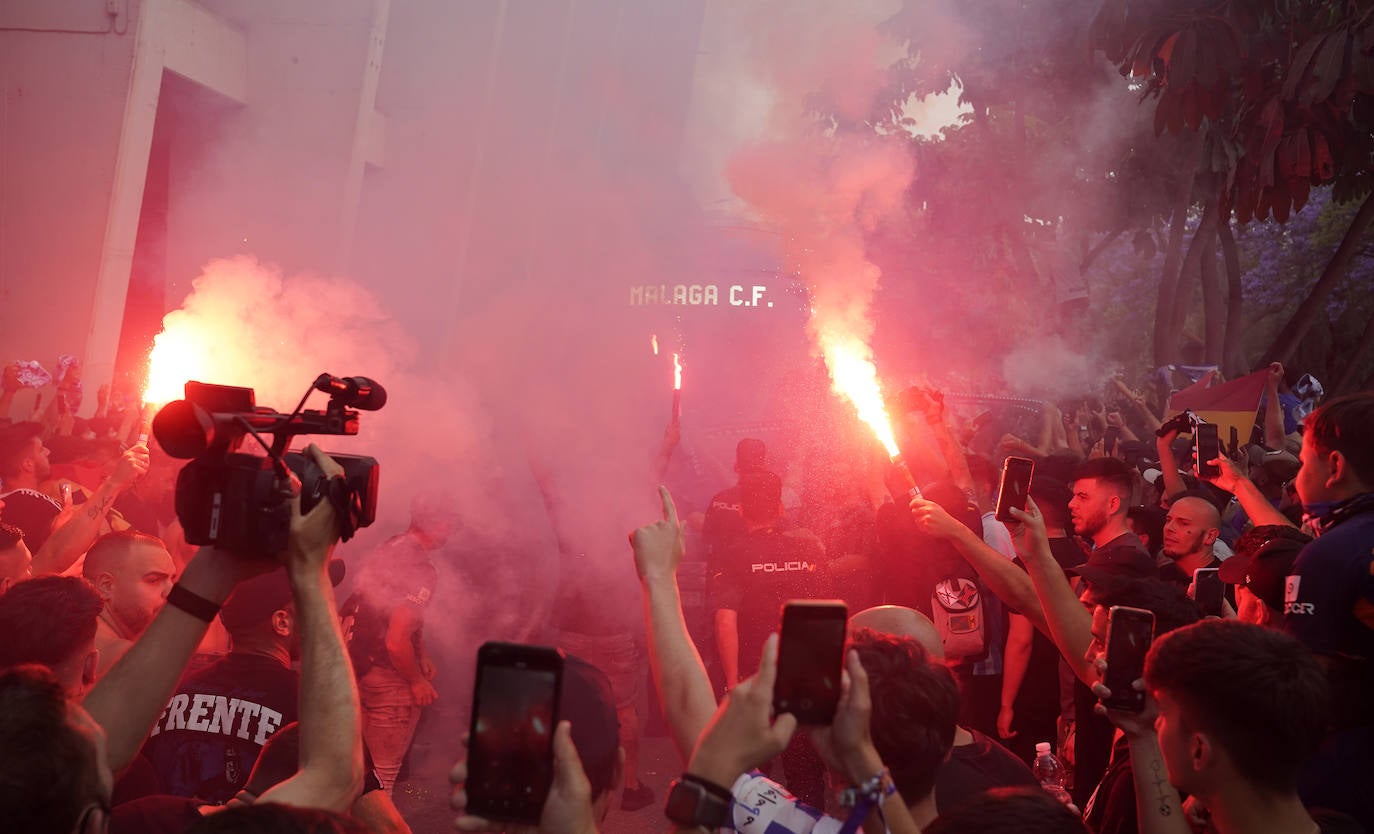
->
xmin=1036 ymin=742 xmax=1052 ymax=754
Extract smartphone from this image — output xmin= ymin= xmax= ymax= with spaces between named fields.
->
xmin=1194 ymin=567 xmax=1225 ymax=618
xmin=1195 ymin=423 xmax=1221 ymax=478
xmin=1102 ymin=426 xmax=1122 ymax=457
xmin=465 ymin=642 xmax=564 ymax=824
xmin=1100 ymin=606 xmax=1155 ymax=713
xmin=774 ymin=600 xmax=848 ymax=724
xmin=994 ymin=456 xmax=1036 ymax=523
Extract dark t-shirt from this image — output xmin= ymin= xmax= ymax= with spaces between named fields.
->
xmin=1084 ymin=735 xmax=1136 ymax=834
xmin=702 ymin=485 xmax=747 ymax=559
xmin=345 ymin=534 xmax=437 ymax=674
xmin=1284 ymin=502 xmax=1374 ymax=717
xmin=1005 ymin=538 xmax=1082 ymax=762
xmin=934 ymin=729 xmax=1039 ymax=812
xmin=0 ymin=488 xmax=61 ymax=552
xmin=140 ymin=653 xmax=300 ymax=804
xmin=708 ymin=526 xmax=828 ymax=678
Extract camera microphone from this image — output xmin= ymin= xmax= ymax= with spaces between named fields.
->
xmin=314 ymin=374 xmax=387 ymax=411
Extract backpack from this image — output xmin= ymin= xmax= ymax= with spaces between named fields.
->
xmin=931 ymin=575 xmax=987 ymax=661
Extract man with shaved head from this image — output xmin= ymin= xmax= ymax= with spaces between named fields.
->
xmin=850 ymin=605 xmax=1038 ymax=812
xmin=1160 ymin=495 xmax=1222 ymax=578
xmin=82 ymin=531 xmax=176 ymax=678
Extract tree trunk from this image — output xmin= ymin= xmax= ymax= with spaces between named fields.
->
xmin=1333 ymin=310 xmax=1374 ymax=394
xmin=1200 ymin=229 xmax=1224 ymax=365
xmin=1218 ymin=219 xmax=1246 ymax=376
xmin=1169 ymin=200 xmax=1219 ymax=360
xmin=1265 ymin=191 xmax=1374 ymax=365
xmin=1153 ymin=133 xmax=1207 ymax=367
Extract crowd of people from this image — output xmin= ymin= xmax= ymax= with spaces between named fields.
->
xmin=0 ymin=354 xmax=1370 ymax=834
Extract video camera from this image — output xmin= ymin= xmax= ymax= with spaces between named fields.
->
xmin=152 ymin=374 xmax=384 ymax=555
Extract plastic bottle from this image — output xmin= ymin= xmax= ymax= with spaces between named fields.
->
xmin=1032 ymin=741 xmax=1072 ymax=805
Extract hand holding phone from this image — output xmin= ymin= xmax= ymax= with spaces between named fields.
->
xmin=1195 ymin=423 xmax=1221 ymax=479
xmin=1099 ymin=606 xmax=1155 ymax=713
xmin=774 ymin=601 xmax=848 ymax=724
xmin=465 ymin=642 xmax=564 ymax=824
xmin=995 ymin=457 xmax=1035 ymax=523
xmin=1193 ymin=567 xmax=1224 ymax=618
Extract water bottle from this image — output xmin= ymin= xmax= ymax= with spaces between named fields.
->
xmin=1032 ymin=741 xmax=1072 ymax=805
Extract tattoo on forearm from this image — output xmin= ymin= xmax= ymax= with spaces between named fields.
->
xmin=1150 ymin=758 xmax=1175 ymax=816
xmin=85 ymin=493 xmax=115 ymax=521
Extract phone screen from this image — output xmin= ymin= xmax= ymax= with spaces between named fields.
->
xmin=995 ymin=457 xmax=1036 ymax=523
xmin=1194 ymin=567 xmax=1225 ymax=617
xmin=774 ymin=601 xmax=848 ymax=725
xmin=1101 ymin=606 xmax=1155 ymax=713
xmin=1196 ymin=423 xmax=1221 ymax=478
xmin=466 ymin=644 xmax=563 ymax=824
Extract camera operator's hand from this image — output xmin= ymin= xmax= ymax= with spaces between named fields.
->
xmin=284 ymin=445 xmax=343 ymax=560
xmin=285 ymin=444 xmax=344 ymax=571
xmin=630 ymin=486 xmax=684 ymax=585
xmin=451 ymin=721 xmax=599 ymax=834
xmin=109 ymin=443 xmax=150 ymax=491
xmin=809 ymin=649 xmax=884 ymax=787
xmin=686 ymin=634 xmax=798 ymax=789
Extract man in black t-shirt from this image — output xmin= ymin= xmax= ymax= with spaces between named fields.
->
xmin=141 ymin=563 xmax=342 ymax=803
xmin=708 ymin=468 xmax=829 ymax=808
xmin=701 ymin=438 xmax=769 ymax=562
xmin=708 ymin=469 xmax=828 ymax=689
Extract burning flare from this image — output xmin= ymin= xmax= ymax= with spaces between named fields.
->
xmin=650 ymin=334 xmax=659 ymax=356
xmin=823 ymin=335 xmax=898 ymax=457
xmin=672 ymin=352 xmax=683 ymax=391
xmin=143 ymin=326 xmax=210 ymax=408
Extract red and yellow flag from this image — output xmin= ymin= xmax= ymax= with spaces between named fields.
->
xmin=1168 ymin=370 xmax=1268 ymax=446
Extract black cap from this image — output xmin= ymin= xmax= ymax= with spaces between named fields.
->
xmin=1219 ymin=526 xmax=1311 ymax=611
xmin=1067 ymin=538 xmax=1158 ymax=584
xmin=735 ymin=438 xmax=766 ymax=472
xmin=219 ymin=561 xmax=346 ymax=633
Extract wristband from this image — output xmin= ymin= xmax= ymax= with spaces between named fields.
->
xmin=166 ymin=583 xmax=221 ymax=623
xmin=838 ymin=769 xmax=896 ymax=834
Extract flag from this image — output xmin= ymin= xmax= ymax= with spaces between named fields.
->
xmin=1169 ymin=370 xmax=1268 ymax=448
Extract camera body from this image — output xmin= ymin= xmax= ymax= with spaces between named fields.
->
xmin=154 ymin=378 xmax=381 ymax=555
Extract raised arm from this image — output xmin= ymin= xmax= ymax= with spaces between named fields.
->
xmin=632 ymin=487 xmax=717 ymax=762
xmin=1198 ymin=455 xmax=1294 ymax=530
xmin=257 ymin=445 xmax=363 ymax=811
xmin=914 ymin=391 xmax=978 ymax=507
xmin=909 ymin=497 xmax=1047 ymax=634
xmin=31 ymin=444 xmax=149 ymax=576
xmin=83 ymin=542 xmax=275 ymax=772
xmin=1153 ymin=426 xmax=1189 ymax=502
xmin=1263 ymin=362 xmax=1287 ymax=450
xmin=1008 ymin=499 xmax=1096 ymax=686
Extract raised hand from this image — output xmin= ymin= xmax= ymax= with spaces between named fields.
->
xmin=630 ymin=486 xmax=685 ymax=584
